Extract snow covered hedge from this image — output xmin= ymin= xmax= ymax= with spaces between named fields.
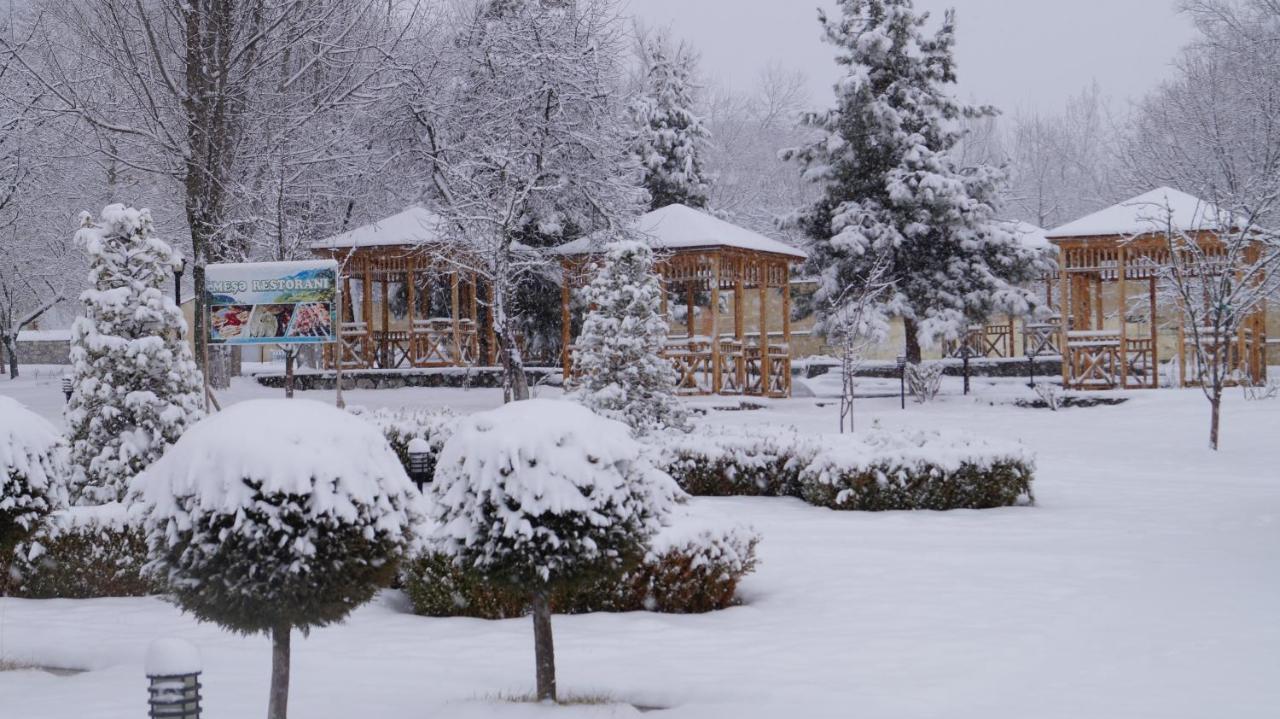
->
xmin=403 ymin=505 xmax=759 ymax=617
xmin=651 ymin=426 xmax=1035 ymax=511
xmin=7 ymin=503 xmax=152 ymax=598
xmin=799 ymin=431 xmax=1036 ymax=511
xmin=0 ymin=397 xmax=61 ymax=562
xmin=351 ymin=406 xmax=457 ymax=482
xmin=650 ymin=426 xmax=817 ymax=497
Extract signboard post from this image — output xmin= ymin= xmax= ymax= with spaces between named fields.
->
xmin=205 ymin=260 xmax=341 ymax=406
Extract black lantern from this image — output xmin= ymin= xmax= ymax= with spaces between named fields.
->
xmin=1026 ymin=346 xmax=1038 ymax=388
xmin=145 ymin=639 xmax=202 ymax=719
xmin=896 ymin=354 xmax=907 ymax=410
xmin=174 ymin=257 xmax=186 ymax=307
xmin=407 ymin=437 xmax=432 ymax=490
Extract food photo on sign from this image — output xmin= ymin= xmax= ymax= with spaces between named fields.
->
xmin=205 ymin=261 xmax=339 ymax=346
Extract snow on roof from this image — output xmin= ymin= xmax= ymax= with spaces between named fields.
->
xmin=1006 ymin=221 xmax=1054 ymax=251
xmin=1045 ymin=187 xmax=1229 ymax=239
xmin=16 ymin=329 xmax=71 ymax=342
xmin=133 ymin=398 xmax=415 ymax=525
xmin=311 ymin=207 xmax=450 ymax=250
xmin=555 ymin=204 xmax=808 ymax=260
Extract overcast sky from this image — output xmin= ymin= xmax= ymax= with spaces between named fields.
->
xmin=626 ymin=0 xmax=1197 ymax=115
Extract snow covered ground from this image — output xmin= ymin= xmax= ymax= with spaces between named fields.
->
xmin=2 ymin=367 xmax=1278 ymax=718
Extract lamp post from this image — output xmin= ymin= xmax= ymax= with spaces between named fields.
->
xmin=174 ymin=257 xmax=186 ymax=308
xmin=1026 ymin=346 xmax=1038 ymax=388
xmin=896 ymin=354 xmax=907 ymax=410
xmin=407 ymin=437 xmax=431 ymax=491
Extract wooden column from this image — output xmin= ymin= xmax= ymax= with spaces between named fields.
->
xmin=406 ymin=257 xmax=417 ymax=367
xmin=1094 ymin=273 xmax=1104 ymax=330
xmin=781 ymin=262 xmax=792 ymax=396
xmin=1149 ymin=276 xmax=1159 ymax=388
xmin=685 ymin=280 xmax=695 ymax=339
xmin=734 ymin=262 xmax=746 ymax=392
xmin=561 ymin=262 xmax=572 ymax=381
xmin=710 ymin=254 xmax=722 ymax=394
xmin=450 ymin=271 xmax=461 ymax=366
xmin=1059 ymin=258 xmax=1070 ymax=387
xmin=758 ymin=260 xmax=770 ymax=396
xmin=469 ymin=272 xmax=479 ymax=364
xmin=1118 ymin=247 xmax=1128 ymax=388
xmin=1177 ymin=296 xmax=1187 ymax=388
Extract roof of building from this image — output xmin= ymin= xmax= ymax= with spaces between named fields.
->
xmin=310 ymin=207 xmax=449 ymax=250
xmin=1045 ymin=187 xmax=1228 ymax=239
xmin=1006 ymin=220 xmax=1053 ymax=250
xmin=554 ymin=204 xmax=808 ymax=260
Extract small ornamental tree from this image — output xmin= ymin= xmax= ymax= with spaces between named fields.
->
xmin=133 ymin=399 xmax=417 ymax=719
xmin=427 ymin=399 xmax=681 ymax=702
xmin=0 ymin=396 xmax=63 ymax=581
xmin=571 ymin=241 xmax=687 ymax=435
xmin=66 ymin=205 xmax=203 ymax=504
xmin=629 ymin=34 xmax=713 ymax=210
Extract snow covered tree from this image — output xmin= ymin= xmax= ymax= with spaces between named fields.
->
xmin=427 ymin=399 xmax=680 ymax=702
xmin=571 ymin=241 xmax=687 ymax=435
xmin=783 ymin=0 xmax=1046 ymax=362
xmin=407 ymin=0 xmax=645 ymax=402
xmin=0 ymin=396 xmax=63 ymax=583
xmin=133 ymin=399 xmax=418 ymax=719
xmin=65 ymin=205 xmax=203 ymax=505
xmin=629 ymin=33 xmax=713 ymax=210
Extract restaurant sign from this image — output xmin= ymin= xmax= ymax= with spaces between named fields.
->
xmin=205 ymin=260 xmax=338 ymax=345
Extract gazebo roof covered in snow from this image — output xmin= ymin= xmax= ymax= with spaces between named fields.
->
xmin=1007 ymin=221 xmax=1052 ymax=251
xmin=310 ymin=207 xmax=449 ymax=250
xmin=555 ymin=204 xmax=808 ymax=260
xmin=1045 ymin=187 xmax=1229 ymax=240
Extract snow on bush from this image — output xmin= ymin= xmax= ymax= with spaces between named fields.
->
xmin=66 ymin=205 xmax=203 ymax=504
xmin=0 ymin=396 xmax=62 ymax=561
xmin=650 ymin=425 xmax=818 ymax=497
xmin=905 ymin=362 xmax=944 ymax=403
xmin=799 ymin=431 xmax=1036 ymax=511
xmin=7 ymin=502 xmax=152 ymax=598
xmin=351 ymin=405 xmax=457 ymax=482
xmin=428 ymin=399 xmax=681 ymax=586
xmin=403 ymin=503 xmax=758 ymax=617
xmin=133 ymin=398 xmax=418 ymax=630
xmin=570 ymin=240 xmax=687 ymax=435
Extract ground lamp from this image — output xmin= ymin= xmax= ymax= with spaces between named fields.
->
xmin=407 ymin=437 xmax=432 ymax=490
xmin=1026 ymin=347 xmax=1038 ymax=388
xmin=896 ymin=354 xmax=907 ymax=409
xmin=61 ymin=376 xmax=73 ymax=402
xmin=145 ymin=638 xmax=202 ymax=719
xmin=173 ymin=257 xmax=186 ymax=307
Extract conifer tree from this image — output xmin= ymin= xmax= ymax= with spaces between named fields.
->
xmin=571 ymin=241 xmax=687 ymax=435
xmin=629 ymin=35 xmax=713 ymax=210
xmin=65 ymin=205 xmax=203 ymax=504
xmin=784 ymin=0 xmax=1044 ymax=362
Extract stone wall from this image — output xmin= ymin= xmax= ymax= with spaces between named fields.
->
xmin=2 ymin=339 xmax=72 ymax=366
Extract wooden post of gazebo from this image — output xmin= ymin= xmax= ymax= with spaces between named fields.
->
xmin=710 ymin=255 xmax=722 ymax=393
xmin=734 ymin=263 xmax=746 ymax=391
xmin=758 ymin=264 xmax=770 ymax=395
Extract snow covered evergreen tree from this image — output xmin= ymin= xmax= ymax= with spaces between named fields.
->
xmin=783 ymin=0 xmax=1045 ymax=362
xmin=65 ymin=205 xmax=203 ymax=505
xmin=629 ymin=34 xmax=712 ymax=210
xmin=571 ymin=241 xmax=687 ymax=435
xmin=1 ymin=396 xmax=63 ymax=582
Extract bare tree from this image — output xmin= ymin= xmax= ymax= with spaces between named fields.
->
xmin=826 ymin=253 xmax=891 ymax=433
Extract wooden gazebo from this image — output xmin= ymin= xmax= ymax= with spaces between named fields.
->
xmin=556 ymin=204 xmax=807 ymax=397
xmin=311 ymin=207 xmax=496 ymax=370
xmin=1045 ymin=188 xmax=1267 ymax=389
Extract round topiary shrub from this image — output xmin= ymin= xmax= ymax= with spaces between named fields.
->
xmin=0 ymin=396 xmax=63 ymax=591
xmin=133 ymin=399 xmax=418 ymax=719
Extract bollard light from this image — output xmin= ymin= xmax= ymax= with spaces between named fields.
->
xmin=61 ymin=376 xmax=73 ymax=402
xmin=1026 ymin=348 xmax=1037 ymax=388
xmin=407 ymin=437 xmax=432 ymax=490
xmin=896 ymin=355 xmax=907 ymax=410
xmin=146 ymin=638 xmax=202 ymax=719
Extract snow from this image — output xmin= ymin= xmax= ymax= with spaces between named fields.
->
xmin=555 ymin=204 xmax=807 ymax=260
xmin=1044 ymin=187 xmax=1233 ymax=239
xmin=144 ymin=639 xmax=201 ymax=677
xmin=1 ymin=374 xmax=1278 ymax=718
xmin=1004 ymin=220 xmax=1053 ymax=251
xmin=0 ymin=395 xmax=62 ymax=495
xmin=309 ymin=207 xmax=450 ymax=250
xmin=132 ymin=398 xmax=413 ymax=531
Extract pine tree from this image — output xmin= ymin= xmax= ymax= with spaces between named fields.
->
xmin=629 ymin=35 xmax=713 ymax=210
xmin=66 ymin=205 xmax=203 ymax=504
xmin=571 ymin=241 xmax=687 ymax=435
xmin=784 ymin=0 xmax=1045 ymax=362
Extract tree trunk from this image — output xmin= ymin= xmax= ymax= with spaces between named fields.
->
xmin=208 ymin=346 xmax=232 ymax=389
xmin=492 ymin=282 xmax=529 ymax=402
xmin=268 ymin=622 xmax=291 ymax=719
xmin=903 ymin=317 xmax=923 ymax=364
xmin=1209 ymin=390 xmax=1221 ymax=451
xmin=531 ymin=590 xmax=556 ymax=703
xmin=2 ymin=337 xmax=17 ymax=378
xmin=962 ymin=350 xmax=971 ymax=395
xmin=284 ymin=350 xmax=295 ymax=398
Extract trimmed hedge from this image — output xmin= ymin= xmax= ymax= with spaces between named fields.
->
xmin=799 ymin=431 xmax=1035 ymax=511
xmin=351 ymin=406 xmax=456 ymax=482
xmin=7 ymin=503 xmax=153 ymax=598
xmin=403 ymin=508 xmax=759 ymax=618
xmin=650 ymin=427 xmax=817 ymax=497
xmin=653 ymin=427 xmax=1035 ymax=512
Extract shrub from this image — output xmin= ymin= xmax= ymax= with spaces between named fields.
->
xmin=905 ymin=362 xmax=944 ymax=403
xmin=8 ymin=503 xmax=152 ymax=598
xmin=799 ymin=431 xmax=1035 ymax=511
xmin=651 ymin=426 xmax=817 ymax=497
xmin=0 ymin=396 xmax=62 ymax=586
xmin=403 ymin=507 xmax=758 ymax=618
xmin=352 ymin=406 xmax=456 ymax=481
